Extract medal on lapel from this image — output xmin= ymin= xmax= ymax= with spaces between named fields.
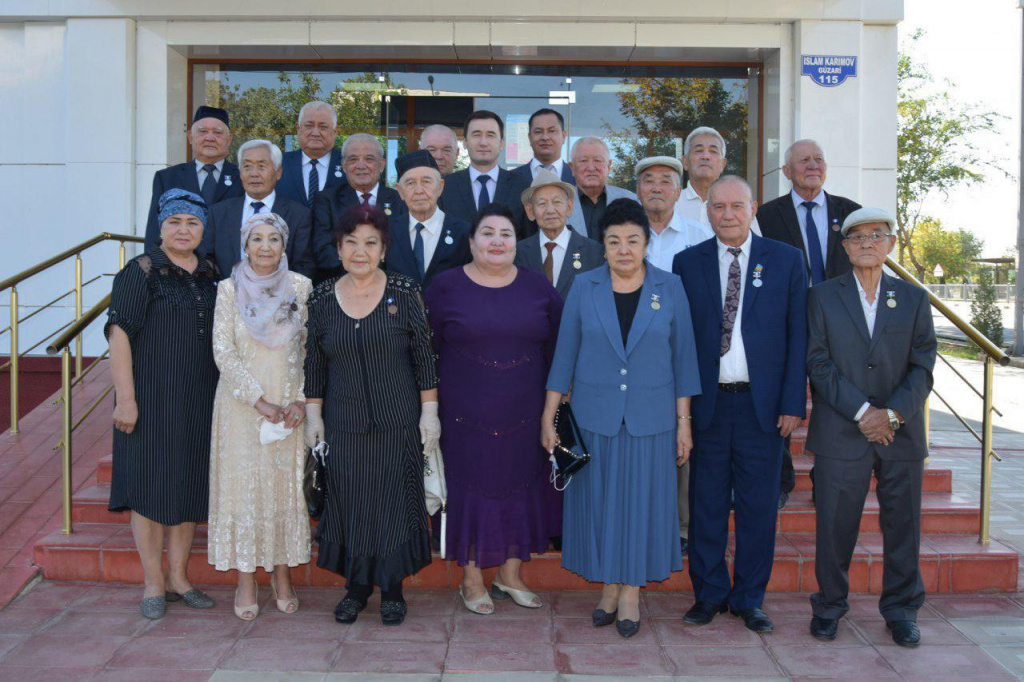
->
xmin=886 ymin=290 xmax=897 ymax=308
xmin=752 ymin=263 xmax=764 ymax=288
xmin=387 ymin=296 xmax=398 ymax=315
xmin=651 ymin=293 xmax=661 ymax=310
xmin=223 ymin=174 xmax=233 ymax=187
xmin=572 ymin=252 xmax=582 ymax=270
xmin=444 ymin=229 xmax=454 ymax=246
xmin=383 ymin=202 xmax=393 ymax=216
xmin=334 ymin=165 xmax=343 ymax=178
xmin=831 ymin=218 xmax=840 ymax=232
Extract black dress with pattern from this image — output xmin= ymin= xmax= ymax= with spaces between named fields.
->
xmin=304 ymin=274 xmax=438 ymax=589
xmin=104 ymin=249 xmax=220 ymax=525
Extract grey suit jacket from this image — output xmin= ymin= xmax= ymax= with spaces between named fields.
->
xmin=805 ymin=271 xmax=936 ymax=461
xmin=514 ymin=227 xmax=604 ymax=300
xmin=569 ymin=184 xmax=639 ymax=241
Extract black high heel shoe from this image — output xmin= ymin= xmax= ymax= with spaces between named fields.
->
xmin=616 ymin=617 xmax=641 ymax=639
xmin=592 ymin=608 xmax=617 ymax=627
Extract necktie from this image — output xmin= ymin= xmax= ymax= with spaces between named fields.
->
xmin=543 ymin=242 xmax=557 ymax=283
xmin=307 ymin=159 xmax=320 ymax=209
xmin=200 ymin=164 xmax=218 ymax=205
xmin=476 ymin=175 xmax=491 ymax=212
xmin=413 ymin=223 xmax=426 ymax=279
xmin=250 ymin=201 xmax=265 ymax=214
xmin=720 ymin=247 xmax=743 ymax=356
xmin=539 ymin=164 xmax=554 ymax=175
xmin=361 ymin=192 xmax=372 ymax=205
xmin=802 ymin=201 xmax=827 ymax=285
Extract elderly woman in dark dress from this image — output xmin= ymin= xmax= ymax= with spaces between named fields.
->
xmin=303 ymin=203 xmax=439 ymax=627
xmin=106 ymin=189 xmax=220 ymax=619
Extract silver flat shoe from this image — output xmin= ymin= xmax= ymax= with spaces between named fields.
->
xmin=139 ymin=595 xmax=166 ymax=620
xmin=166 ymin=588 xmax=215 ymax=609
xmin=491 ymin=581 xmax=542 ymax=608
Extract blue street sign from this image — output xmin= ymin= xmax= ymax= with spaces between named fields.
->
xmin=801 ymin=55 xmax=858 ymax=87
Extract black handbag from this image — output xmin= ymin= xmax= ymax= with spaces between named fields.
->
xmin=550 ymin=401 xmax=590 ymax=490
xmin=303 ymin=441 xmax=329 ymax=518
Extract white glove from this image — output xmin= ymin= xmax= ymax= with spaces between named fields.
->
xmin=419 ymin=401 xmax=441 ymax=456
xmin=304 ymin=403 xmax=324 ymax=449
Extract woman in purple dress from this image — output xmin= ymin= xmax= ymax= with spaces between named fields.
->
xmin=425 ymin=204 xmax=563 ymax=615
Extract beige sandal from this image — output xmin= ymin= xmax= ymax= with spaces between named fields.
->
xmin=459 ymin=585 xmax=494 ymax=615
xmin=234 ymin=586 xmax=259 ymax=621
xmin=271 ymin=579 xmax=299 ymax=614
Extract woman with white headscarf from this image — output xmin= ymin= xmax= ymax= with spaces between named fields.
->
xmin=207 ymin=212 xmax=313 ymax=621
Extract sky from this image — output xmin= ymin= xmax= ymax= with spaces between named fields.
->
xmin=901 ymin=0 xmax=1021 ymax=255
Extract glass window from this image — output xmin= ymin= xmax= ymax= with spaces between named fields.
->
xmin=193 ymin=62 xmax=761 ymax=199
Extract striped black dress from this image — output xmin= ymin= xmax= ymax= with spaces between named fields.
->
xmin=104 ymin=248 xmax=220 ymax=525
xmin=304 ymin=274 xmax=437 ymax=589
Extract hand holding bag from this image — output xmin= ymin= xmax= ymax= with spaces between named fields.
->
xmin=549 ymin=401 xmax=591 ymax=491
xmin=303 ymin=440 xmax=329 ymax=519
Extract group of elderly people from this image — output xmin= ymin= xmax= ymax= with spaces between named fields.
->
xmin=105 ymin=102 xmax=935 ymax=649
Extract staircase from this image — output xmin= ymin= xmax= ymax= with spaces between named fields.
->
xmin=32 ymin=419 xmax=1020 ymax=594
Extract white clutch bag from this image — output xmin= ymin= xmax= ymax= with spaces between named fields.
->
xmin=423 ymin=445 xmax=448 ymax=559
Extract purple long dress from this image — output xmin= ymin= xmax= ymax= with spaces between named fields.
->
xmin=425 ymin=266 xmax=563 ymax=568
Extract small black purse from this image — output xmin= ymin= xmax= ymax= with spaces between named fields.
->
xmin=303 ymin=441 xmax=329 ymax=518
xmin=550 ymin=402 xmax=590 ymax=490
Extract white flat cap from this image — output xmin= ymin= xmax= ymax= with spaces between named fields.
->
xmin=635 ymin=155 xmax=683 ymax=177
xmin=841 ymin=206 xmax=896 ymax=236
xmin=521 ymin=168 xmax=575 ymax=206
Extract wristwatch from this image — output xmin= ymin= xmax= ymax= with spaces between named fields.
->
xmin=885 ymin=408 xmax=901 ymax=432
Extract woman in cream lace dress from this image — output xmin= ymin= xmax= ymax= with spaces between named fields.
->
xmin=207 ymin=213 xmax=312 ymax=621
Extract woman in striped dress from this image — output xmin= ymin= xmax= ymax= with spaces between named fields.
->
xmin=106 ymin=189 xmax=220 ymax=620
xmin=303 ymin=204 xmax=439 ymax=627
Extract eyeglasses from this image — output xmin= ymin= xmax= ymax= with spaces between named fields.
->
xmin=844 ymin=232 xmax=892 ymax=245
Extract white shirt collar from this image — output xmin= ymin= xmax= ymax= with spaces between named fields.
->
xmin=716 ymin=229 xmax=753 ymax=261
xmin=661 ymin=211 xmax=689 ymax=234
xmin=854 ymin=273 xmax=881 ymax=307
xmin=539 ymin=226 xmax=571 ymax=250
xmin=244 ymin=190 xmax=275 ymax=210
xmin=409 ymin=207 xmax=445 ymax=235
xmin=790 ymin=188 xmax=825 ymax=211
xmin=469 ymin=165 xmax=500 ymax=184
xmin=353 ymin=183 xmax=379 ymax=201
xmin=194 ymin=158 xmax=225 ymax=172
xmin=683 ymin=182 xmax=702 ymax=202
xmin=301 ymin=151 xmax=328 ymax=168
xmin=530 ymin=158 xmax=564 ymax=175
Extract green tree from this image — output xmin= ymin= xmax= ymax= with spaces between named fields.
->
xmin=970 ymin=268 xmax=1004 ymax=348
xmin=897 ymin=31 xmax=1002 ymax=274
xmin=915 ymin=216 xmax=984 ymax=283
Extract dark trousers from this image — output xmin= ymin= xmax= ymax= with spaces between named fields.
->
xmin=688 ymin=390 xmax=783 ymax=611
xmin=811 ymin=452 xmax=925 ymax=623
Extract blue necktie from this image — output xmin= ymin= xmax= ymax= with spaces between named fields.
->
xmin=802 ymin=201 xmax=826 ymax=285
xmin=250 ymin=201 xmax=265 ymax=214
xmin=476 ymin=175 xmax=491 ymax=212
xmin=307 ymin=159 xmax=319 ymax=209
xmin=200 ymin=164 xmax=218 ymax=205
xmin=413 ymin=223 xmax=426 ymax=279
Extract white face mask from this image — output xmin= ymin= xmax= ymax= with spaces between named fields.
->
xmin=259 ymin=418 xmax=294 ymax=445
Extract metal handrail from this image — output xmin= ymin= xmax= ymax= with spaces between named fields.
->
xmin=46 ymin=293 xmax=110 ymax=357
xmin=0 ymin=232 xmax=139 ymax=293
xmin=935 ymin=352 xmax=1003 ymax=418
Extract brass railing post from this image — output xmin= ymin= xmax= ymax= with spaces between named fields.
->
xmin=979 ymin=356 xmax=994 ymax=545
xmin=60 ymin=348 xmax=73 ymax=535
xmin=8 ymin=286 xmax=18 ymax=435
xmin=73 ymin=254 xmax=83 ymax=378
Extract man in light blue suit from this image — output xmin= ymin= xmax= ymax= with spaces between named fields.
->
xmin=673 ymin=176 xmax=808 ymax=634
xmin=277 ymin=101 xmax=346 ymax=209
xmin=566 ymin=137 xmax=639 ymax=241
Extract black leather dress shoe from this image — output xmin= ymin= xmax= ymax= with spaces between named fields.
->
xmin=887 ymin=620 xmax=921 ymax=647
xmin=683 ymin=601 xmax=727 ymax=625
xmin=616 ymin=618 xmax=641 ymax=639
xmin=592 ymin=608 xmax=617 ymax=627
xmin=334 ymin=597 xmax=365 ymax=624
xmin=732 ymin=607 xmax=774 ymax=632
xmin=810 ymin=615 xmax=838 ymax=640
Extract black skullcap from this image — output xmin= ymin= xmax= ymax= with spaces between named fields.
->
xmin=395 ymin=149 xmax=439 ymax=180
xmin=193 ymin=105 xmax=229 ymax=127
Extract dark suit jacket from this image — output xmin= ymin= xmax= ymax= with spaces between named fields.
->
xmin=438 ymin=167 xmax=530 ymax=237
xmin=200 ymin=196 xmax=314 ymax=280
xmin=384 ymin=211 xmax=471 ymax=290
xmin=145 ymin=161 xmax=243 ymax=251
xmin=805 ymin=271 xmax=936 ymax=461
xmin=514 ymin=227 xmax=603 ymax=300
xmin=673 ymin=235 xmax=808 ymax=435
xmin=276 ymin=148 xmax=345 ymax=206
xmin=509 ymin=160 xmax=576 ymax=186
xmin=312 ymin=183 xmax=405 ymax=279
xmin=757 ymin=190 xmax=861 ymax=281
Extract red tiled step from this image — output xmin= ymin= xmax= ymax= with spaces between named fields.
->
xmin=32 ymin=523 xmax=1019 ymax=594
xmin=791 ymin=454 xmax=952 ymax=493
xmin=96 ymin=454 xmax=112 ymax=484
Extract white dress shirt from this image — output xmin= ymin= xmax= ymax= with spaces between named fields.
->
xmin=539 ymin=226 xmax=572 ymax=284
xmin=675 ymin=181 xmax=762 ymax=235
xmin=353 ymin=183 xmax=379 ymax=206
xmin=469 ymin=166 xmax=500 ymax=206
xmin=646 ymin=211 xmax=714 ymax=271
xmin=529 ymin=157 xmax=565 ymax=179
xmin=409 ymin=208 xmax=446 ymax=269
xmin=195 ymin=158 xmax=225 ymax=186
xmin=791 ymin=189 xmax=828 ymax=265
xmin=853 ymin=274 xmax=881 ymax=421
xmin=301 ymin=151 xmax=329 ymax=200
xmin=717 ymin=230 xmax=752 ymax=383
xmin=241 ymin=191 xmax=276 ymax=258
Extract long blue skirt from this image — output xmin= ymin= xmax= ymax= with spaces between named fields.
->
xmin=561 ymin=426 xmax=682 ymax=586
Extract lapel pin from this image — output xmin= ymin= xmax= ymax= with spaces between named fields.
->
xmin=444 ymin=229 xmax=454 ymax=246
xmin=223 ymin=175 xmax=232 ymax=187
xmin=334 ymin=165 xmax=343 ymax=178
xmin=886 ymin=290 xmax=897 ymax=308
xmin=383 ymin=202 xmax=392 ymax=216
xmin=387 ymin=296 xmax=398 ymax=315
xmin=752 ymin=263 xmax=764 ymax=288
xmin=831 ymin=218 xmax=840 ymax=232
xmin=572 ymin=252 xmax=582 ymax=270
xmin=651 ymin=293 xmax=661 ymax=311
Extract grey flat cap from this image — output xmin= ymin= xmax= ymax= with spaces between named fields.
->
xmin=521 ymin=168 xmax=576 ymax=206
xmin=635 ymin=155 xmax=683 ymax=177
xmin=841 ymin=206 xmax=896 ymax=236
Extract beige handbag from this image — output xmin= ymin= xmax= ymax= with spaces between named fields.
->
xmin=423 ymin=445 xmax=448 ymax=558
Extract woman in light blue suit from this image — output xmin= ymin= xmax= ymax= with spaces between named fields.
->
xmin=542 ymin=199 xmax=701 ymax=639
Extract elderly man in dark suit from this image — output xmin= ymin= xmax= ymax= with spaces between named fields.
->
xmin=200 ymin=139 xmax=313 ymax=278
xmin=385 ymin=150 xmax=470 ymax=290
xmin=673 ymin=175 xmax=808 ymax=634
xmin=144 ymin=106 xmax=243 ymax=250
xmin=277 ymin=101 xmax=345 ymax=209
xmin=439 ymin=110 xmax=529 ymax=235
xmin=514 ymin=169 xmax=602 ymax=300
xmin=807 ymin=207 xmax=936 ymax=648
xmin=311 ymin=133 xmax=404 ymax=282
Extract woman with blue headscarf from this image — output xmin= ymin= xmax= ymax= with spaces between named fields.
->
xmin=105 ymin=188 xmax=221 ymax=620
